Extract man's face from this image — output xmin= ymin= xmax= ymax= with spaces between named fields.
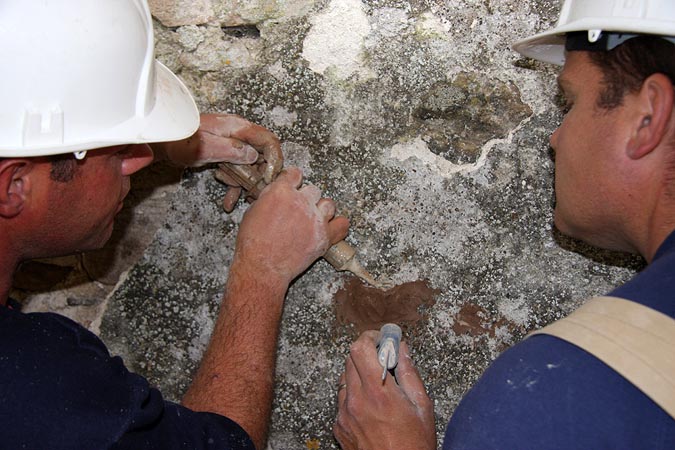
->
xmin=549 ymin=51 xmax=638 ymax=251
xmin=30 ymin=144 xmax=153 ymax=257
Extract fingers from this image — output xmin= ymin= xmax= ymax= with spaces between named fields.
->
xmin=348 ymin=331 xmax=384 ymax=392
xmin=262 ymin=155 xmax=283 ymax=184
xmin=337 ymin=372 xmax=348 ymax=413
xmin=344 ymin=351 xmax=364 ymax=393
xmin=273 ymin=169 xmax=347 ymax=232
xmin=199 ymin=132 xmax=259 ymax=165
xmin=359 ymin=330 xmax=380 ymax=345
xmin=327 ymin=216 xmax=350 ymax=245
xmin=274 ymin=167 xmax=303 ymax=189
xmin=342 ymin=331 xmax=378 ymax=395
xmin=300 ymin=184 xmax=321 ymax=205
xmin=396 ymin=342 xmax=431 ymax=408
xmin=317 ymin=198 xmax=336 ymax=219
xmin=346 ymin=333 xmax=428 ymax=404
xmin=207 ymin=114 xmax=283 ymax=183
xmin=344 ymin=331 xmax=380 ymax=393
xmin=222 ymin=187 xmax=242 ymax=213
xmin=335 ymin=333 xmax=436 ymax=450
xmin=213 ymin=168 xmax=244 ymax=212
xmin=317 ymin=198 xmax=349 ymax=244
xmin=333 ymin=421 xmax=356 ymax=450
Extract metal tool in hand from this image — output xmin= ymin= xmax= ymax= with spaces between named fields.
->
xmin=377 ymin=323 xmax=402 ymax=381
xmin=214 ymin=162 xmax=385 ymax=288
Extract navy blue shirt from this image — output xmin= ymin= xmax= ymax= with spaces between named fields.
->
xmin=443 ymin=232 xmax=675 ymax=449
xmin=0 ymin=305 xmax=255 ymax=450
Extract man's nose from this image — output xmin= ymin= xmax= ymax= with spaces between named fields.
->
xmin=121 ymin=144 xmax=154 ymax=176
xmin=549 ymin=126 xmax=560 ymax=151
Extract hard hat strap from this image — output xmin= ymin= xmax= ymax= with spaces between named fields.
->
xmin=566 ymin=31 xmax=675 ymax=53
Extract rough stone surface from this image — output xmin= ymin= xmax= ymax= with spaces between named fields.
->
xmin=302 ymin=0 xmax=374 ymax=80
xmin=17 ymin=1 xmax=648 ymax=449
xmin=149 ymin=0 xmax=215 ymax=27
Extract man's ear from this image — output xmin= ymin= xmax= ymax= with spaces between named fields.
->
xmin=627 ymin=73 xmax=674 ymax=160
xmin=0 ymin=159 xmax=33 ymax=218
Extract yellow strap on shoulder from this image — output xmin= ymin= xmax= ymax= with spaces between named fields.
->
xmin=529 ymin=296 xmax=675 ymax=420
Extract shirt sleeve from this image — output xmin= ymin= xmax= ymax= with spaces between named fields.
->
xmin=0 ymin=309 xmax=254 ymax=450
xmin=112 ymin=396 xmax=255 ymax=450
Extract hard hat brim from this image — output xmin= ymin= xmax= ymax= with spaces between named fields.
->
xmin=512 ymin=31 xmax=567 ymax=66
xmin=0 ymin=60 xmax=200 ymax=157
xmin=513 ymin=17 xmax=675 ymax=66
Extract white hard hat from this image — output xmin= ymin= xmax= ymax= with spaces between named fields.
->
xmin=513 ymin=0 xmax=675 ymax=65
xmin=0 ymin=0 xmax=200 ymax=158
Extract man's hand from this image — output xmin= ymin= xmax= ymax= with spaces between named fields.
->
xmin=152 ymin=113 xmax=284 ymax=211
xmin=232 ymin=167 xmax=349 ymax=286
xmin=334 ymin=331 xmax=436 ymax=450
xmin=182 ymin=166 xmax=348 ymax=449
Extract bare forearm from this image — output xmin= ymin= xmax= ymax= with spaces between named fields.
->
xmin=182 ymin=262 xmax=288 ymax=450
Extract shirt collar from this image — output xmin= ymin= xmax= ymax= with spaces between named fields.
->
xmin=652 ymin=229 xmax=675 ymax=262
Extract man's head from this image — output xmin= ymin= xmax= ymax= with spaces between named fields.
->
xmin=513 ymin=0 xmax=675 ymax=258
xmin=584 ymin=34 xmax=675 ymax=205
xmin=0 ymin=1 xmax=200 ymax=263
xmin=0 ymin=145 xmax=154 ymax=262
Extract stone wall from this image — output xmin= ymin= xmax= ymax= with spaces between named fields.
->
xmin=16 ymin=1 xmax=645 ymax=449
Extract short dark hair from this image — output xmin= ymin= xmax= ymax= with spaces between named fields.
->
xmin=586 ymin=36 xmax=675 ymax=109
xmin=0 ymin=153 xmax=78 ymax=185
xmin=49 ymin=153 xmax=78 ymax=183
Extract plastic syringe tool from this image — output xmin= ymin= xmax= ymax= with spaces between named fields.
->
xmin=376 ymin=323 xmax=402 ymax=381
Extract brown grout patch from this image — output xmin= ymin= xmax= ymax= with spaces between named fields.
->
xmin=333 ymin=277 xmax=440 ymax=335
xmin=452 ymin=303 xmax=506 ymax=338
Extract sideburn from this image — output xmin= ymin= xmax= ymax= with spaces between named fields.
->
xmin=49 ymin=154 xmax=79 ymax=183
